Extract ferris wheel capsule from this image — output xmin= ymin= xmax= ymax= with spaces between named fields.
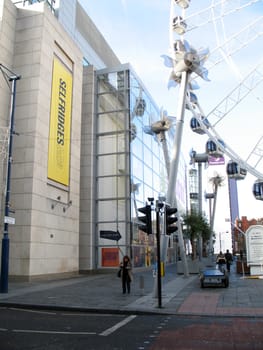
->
xmin=173 ymin=16 xmax=187 ymax=35
xmin=186 ymin=91 xmax=198 ymax=108
xmin=174 ymin=0 xmax=191 ymax=9
xmin=226 ymin=161 xmax=247 ymax=180
xmin=252 ymin=179 xmax=263 ymax=200
xmin=133 ymin=98 xmax=146 ymax=117
xmin=190 ymin=116 xmax=209 ymax=135
xmin=206 ymin=139 xmax=224 ymax=158
xmin=130 ymin=123 xmax=137 ymax=141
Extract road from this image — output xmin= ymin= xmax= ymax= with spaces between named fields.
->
xmin=1 ymin=306 xmax=263 ymax=349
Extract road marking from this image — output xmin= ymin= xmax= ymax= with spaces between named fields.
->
xmin=13 ymin=329 xmax=96 ymax=335
xmin=99 ymin=315 xmax=137 ymax=336
xmin=61 ymin=313 xmax=115 ymax=317
xmin=10 ymin=308 xmax=56 ymax=315
xmin=0 ymin=328 xmax=8 ymax=332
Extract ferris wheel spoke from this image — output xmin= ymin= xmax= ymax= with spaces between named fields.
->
xmin=169 ymin=1 xmax=263 ymax=184
xmin=246 ymin=136 xmax=263 ymax=168
xmin=206 ymin=60 xmax=263 ymax=127
xmin=187 ymin=96 xmax=263 ymax=180
xmin=171 ymin=1 xmax=263 ymax=109
xmin=207 ymin=16 xmax=263 ymax=70
xmin=188 ymin=15 xmax=263 ymax=97
xmin=188 ymin=61 xmax=263 ymax=138
xmin=181 ymin=0 xmax=261 ymax=34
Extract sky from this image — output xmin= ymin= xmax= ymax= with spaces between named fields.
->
xmin=79 ymin=0 xmax=263 ymax=251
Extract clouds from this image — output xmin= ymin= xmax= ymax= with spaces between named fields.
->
xmin=121 ymin=0 xmax=127 ymax=10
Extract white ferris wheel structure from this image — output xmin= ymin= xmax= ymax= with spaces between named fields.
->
xmin=165 ymin=0 xmax=263 ymax=201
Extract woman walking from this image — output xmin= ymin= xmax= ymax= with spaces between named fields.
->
xmin=120 ymin=255 xmax=132 ymax=294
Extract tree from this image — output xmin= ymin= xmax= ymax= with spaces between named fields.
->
xmin=183 ymin=212 xmax=212 ymax=259
xmin=208 ymin=173 xmax=225 ymax=254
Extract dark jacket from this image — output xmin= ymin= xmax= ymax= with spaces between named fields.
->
xmin=120 ymin=260 xmax=132 ymax=281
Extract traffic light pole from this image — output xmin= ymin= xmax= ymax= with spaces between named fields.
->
xmin=156 ymin=205 xmax=162 ymax=308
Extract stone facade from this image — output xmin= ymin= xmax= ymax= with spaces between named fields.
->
xmin=0 ymin=0 xmax=83 ymax=278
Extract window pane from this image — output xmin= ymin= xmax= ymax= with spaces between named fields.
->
xmin=98 ymin=154 xmax=117 ymax=176
xmin=97 ymin=112 xmax=125 ymax=133
xmin=98 ymin=176 xmax=126 ymax=199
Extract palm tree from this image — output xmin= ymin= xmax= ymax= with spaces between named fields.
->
xmin=183 ymin=212 xmax=211 ymax=259
xmin=208 ymin=173 xmax=225 ymax=254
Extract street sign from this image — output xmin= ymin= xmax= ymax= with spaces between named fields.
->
xmin=246 ymin=225 xmax=263 ymax=265
xmin=208 ymin=155 xmax=225 ymax=165
xmin=4 ymin=216 xmax=15 ymax=225
xmin=100 ymin=230 xmax=122 ymax=241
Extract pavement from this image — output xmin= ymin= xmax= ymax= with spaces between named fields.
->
xmin=1 ymin=260 xmax=263 ymax=317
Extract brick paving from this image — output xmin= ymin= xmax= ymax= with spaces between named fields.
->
xmin=150 ymin=319 xmax=263 ymax=350
xmin=178 ymin=292 xmax=220 ymax=314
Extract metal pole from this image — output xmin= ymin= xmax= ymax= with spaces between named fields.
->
xmin=241 ymin=258 xmax=245 ymax=279
xmin=166 ymin=71 xmax=189 ymax=277
xmin=0 ymin=76 xmax=20 ymax=293
xmin=198 ymin=162 xmax=202 ymax=259
xmin=208 ymin=182 xmax=218 ymax=255
xmin=156 ymin=205 xmax=162 ymax=308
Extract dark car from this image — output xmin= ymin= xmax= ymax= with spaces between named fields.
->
xmin=199 ymin=267 xmax=229 ymax=288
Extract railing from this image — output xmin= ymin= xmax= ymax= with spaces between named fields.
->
xmin=12 ymin=0 xmax=57 ymax=14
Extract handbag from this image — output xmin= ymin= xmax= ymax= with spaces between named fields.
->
xmin=117 ymin=269 xmax=121 ymax=278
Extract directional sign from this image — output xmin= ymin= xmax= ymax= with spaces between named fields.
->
xmin=4 ymin=216 xmax=15 ymax=225
xmin=100 ymin=230 xmax=122 ymax=241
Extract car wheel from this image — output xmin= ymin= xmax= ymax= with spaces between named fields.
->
xmin=224 ymin=278 xmax=229 ymax=288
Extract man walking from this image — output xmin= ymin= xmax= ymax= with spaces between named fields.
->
xmin=225 ymin=249 xmax=233 ymax=273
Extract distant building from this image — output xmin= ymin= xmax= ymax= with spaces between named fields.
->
xmin=234 ymin=216 xmax=263 ymax=254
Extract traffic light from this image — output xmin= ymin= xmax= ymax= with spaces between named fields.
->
xmin=138 ymin=205 xmax=152 ymax=235
xmin=165 ymin=206 xmax=178 ymax=235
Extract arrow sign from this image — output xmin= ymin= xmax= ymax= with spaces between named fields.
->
xmin=100 ymin=230 xmax=122 ymax=241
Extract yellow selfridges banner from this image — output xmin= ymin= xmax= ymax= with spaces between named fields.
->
xmin=48 ymin=57 xmax=73 ymax=186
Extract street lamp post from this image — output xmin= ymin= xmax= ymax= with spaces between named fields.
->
xmin=0 ymin=66 xmax=21 ymax=293
xmin=156 ymin=202 xmax=162 ymax=308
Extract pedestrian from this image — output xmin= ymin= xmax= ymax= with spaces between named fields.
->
xmin=120 ymin=255 xmax=132 ymax=294
xmin=216 ymin=251 xmax=226 ymax=270
xmin=225 ymin=249 xmax=233 ymax=272
xmin=240 ymin=249 xmax=243 ymax=261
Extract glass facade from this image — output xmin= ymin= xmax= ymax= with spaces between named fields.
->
xmin=96 ymin=64 xmax=185 ymax=268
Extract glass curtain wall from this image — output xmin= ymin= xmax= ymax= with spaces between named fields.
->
xmin=96 ymin=64 xmax=173 ymax=269
xmin=96 ymin=67 xmax=130 ymax=268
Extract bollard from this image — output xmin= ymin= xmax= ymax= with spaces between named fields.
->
xmin=139 ymin=275 xmax=144 ymax=295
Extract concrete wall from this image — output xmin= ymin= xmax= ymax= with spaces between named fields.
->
xmin=0 ymin=0 xmax=130 ymax=277
xmin=56 ymin=0 xmax=120 ymax=69
xmin=0 ymin=0 xmax=18 ymax=224
xmin=79 ymin=65 xmax=96 ymax=271
xmin=2 ymin=0 xmax=83 ymax=278
xmin=74 ymin=1 xmax=120 ymax=68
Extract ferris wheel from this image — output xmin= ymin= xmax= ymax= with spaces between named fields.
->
xmin=165 ymin=0 xmax=263 ymax=200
